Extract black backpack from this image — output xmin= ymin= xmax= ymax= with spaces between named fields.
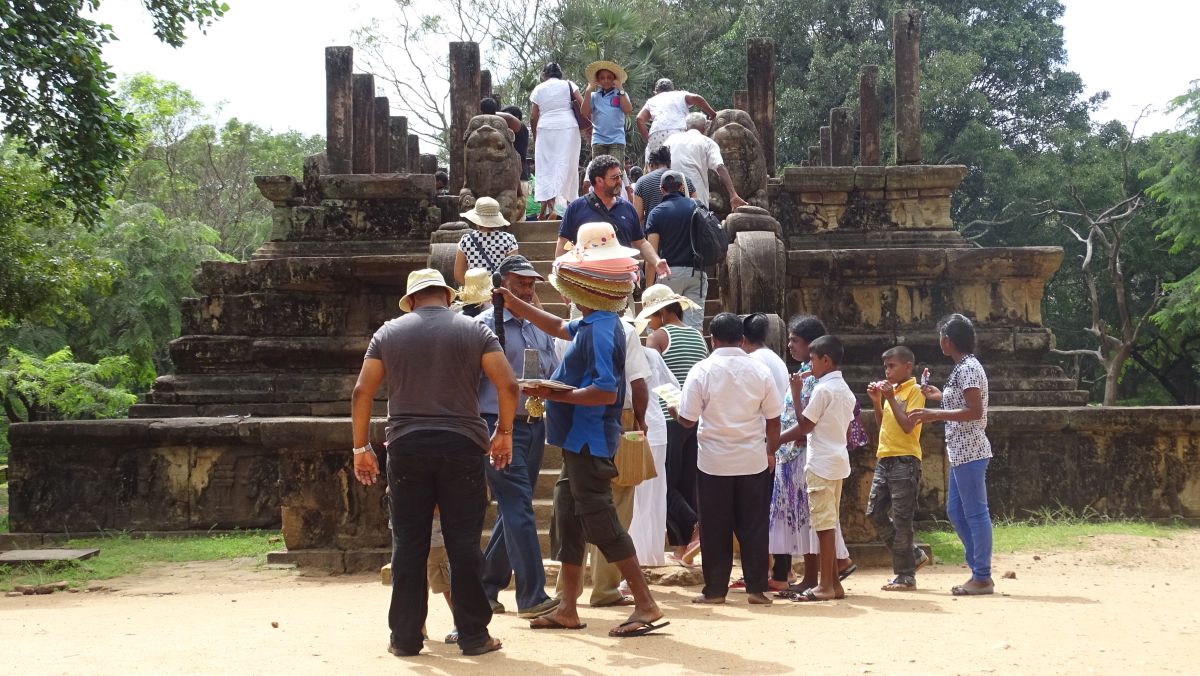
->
xmin=688 ymin=203 xmax=730 ymax=268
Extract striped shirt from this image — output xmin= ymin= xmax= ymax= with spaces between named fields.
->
xmin=660 ymin=323 xmax=708 ymax=420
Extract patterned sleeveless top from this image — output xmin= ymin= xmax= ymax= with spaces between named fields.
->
xmin=660 ymin=323 xmax=708 ymax=420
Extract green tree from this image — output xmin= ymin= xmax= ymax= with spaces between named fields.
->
xmin=0 ymin=0 xmax=227 ymax=226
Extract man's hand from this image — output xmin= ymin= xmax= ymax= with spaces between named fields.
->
xmin=767 ymin=452 xmax=777 ymax=473
xmin=489 ymin=430 xmax=513 ymax=470
xmin=353 ymin=451 xmax=380 ymax=486
xmin=729 ymin=194 xmax=748 ymax=210
xmin=655 ymin=258 xmax=671 ymax=280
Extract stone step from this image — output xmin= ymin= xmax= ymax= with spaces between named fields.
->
xmin=511 ymin=220 xmax=561 ymax=241
xmin=515 ymin=241 xmax=557 ymax=260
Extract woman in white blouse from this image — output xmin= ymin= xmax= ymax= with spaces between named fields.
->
xmin=529 ymin=62 xmax=583 ymax=220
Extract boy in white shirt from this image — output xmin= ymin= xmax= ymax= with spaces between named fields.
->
xmin=673 ymin=313 xmax=784 ymax=605
xmin=777 ymin=335 xmax=857 ymax=602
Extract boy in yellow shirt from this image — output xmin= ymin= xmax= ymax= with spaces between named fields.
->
xmin=866 ymin=346 xmax=930 ymax=591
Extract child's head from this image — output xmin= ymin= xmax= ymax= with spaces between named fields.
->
xmin=881 ymin=346 xmax=915 ymax=384
xmin=937 ymin=313 xmax=977 ymax=357
xmin=787 ymin=314 xmax=826 ymax=363
xmin=807 ymin=335 xmax=843 ymax=377
xmin=741 ymin=312 xmax=770 ymax=350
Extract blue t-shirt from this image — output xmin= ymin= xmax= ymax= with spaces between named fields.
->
xmin=545 ymin=312 xmax=626 ymax=457
xmin=559 ymin=194 xmax=644 ymax=247
xmin=590 ymin=89 xmax=626 ymax=146
xmin=645 ymin=191 xmax=699 ymax=267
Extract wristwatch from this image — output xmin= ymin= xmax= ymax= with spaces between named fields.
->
xmin=352 ymin=444 xmax=371 ymax=455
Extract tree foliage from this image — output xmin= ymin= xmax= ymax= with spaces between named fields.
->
xmin=0 ymin=0 xmax=226 ymax=226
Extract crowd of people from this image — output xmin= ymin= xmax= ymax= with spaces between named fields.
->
xmin=346 ymin=59 xmax=995 ymax=659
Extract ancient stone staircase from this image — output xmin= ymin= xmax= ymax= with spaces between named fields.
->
xmin=482 ymin=219 xmax=723 ymax=552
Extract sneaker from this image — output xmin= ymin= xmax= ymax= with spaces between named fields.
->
xmin=914 ymin=549 xmax=931 ymax=572
xmin=489 ymin=599 xmax=506 ymax=614
xmin=516 ymin=597 xmax=559 ymax=619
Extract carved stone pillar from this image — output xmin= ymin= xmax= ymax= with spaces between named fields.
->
xmin=894 ymin=9 xmax=922 ymax=165
xmin=324 ymin=47 xmax=354 ymax=175
xmin=449 ymin=42 xmax=481 ymax=193
xmin=859 ymin=65 xmax=881 ymax=166
xmin=830 ymin=107 xmax=853 ymax=167
xmin=351 ymin=74 xmax=375 ymax=173
xmin=746 ymin=38 xmax=776 ymax=176
xmin=389 ymin=117 xmax=408 ymax=172
xmin=373 ymin=97 xmax=390 ymax=173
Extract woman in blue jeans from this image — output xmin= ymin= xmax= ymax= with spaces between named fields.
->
xmin=910 ymin=313 xmax=995 ymax=596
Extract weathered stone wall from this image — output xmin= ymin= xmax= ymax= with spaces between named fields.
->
xmin=11 ymin=410 xmax=1200 ymax=554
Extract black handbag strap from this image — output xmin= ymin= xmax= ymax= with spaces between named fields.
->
xmin=470 ymin=230 xmax=499 ymax=270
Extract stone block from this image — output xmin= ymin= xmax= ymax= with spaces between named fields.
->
xmin=319 ymin=173 xmax=435 ymax=201
xmin=254 ymin=175 xmax=302 ymax=206
xmin=266 ymin=549 xmax=345 ymax=573
xmin=884 ymin=165 xmax=967 ymax=190
xmin=853 ymin=166 xmax=886 ymax=189
xmin=344 ymin=549 xmax=391 ymax=573
xmin=782 ymin=166 xmax=856 ymax=192
xmin=724 ymin=209 xmax=783 ymax=240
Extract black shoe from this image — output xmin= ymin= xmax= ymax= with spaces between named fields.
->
xmin=387 ymin=642 xmax=421 ymax=657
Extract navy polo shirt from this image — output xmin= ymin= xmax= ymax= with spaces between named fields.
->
xmin=545 ymin=311 xmax=626 ymax=457
xmin=559 ymin=194 xmax=644 ymax=248
xmin=645 ymin=191 xmax=699 ymax=267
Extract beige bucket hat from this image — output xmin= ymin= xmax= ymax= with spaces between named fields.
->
xmin=399 ymin=268 xmax=457 ymax=313
xmin=460 ymin=196 xmax=510 ymax=229
xmin=635 ymin=283 xmax=700 ymax=321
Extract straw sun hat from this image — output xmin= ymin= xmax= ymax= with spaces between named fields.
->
xmin=458 ymin=268 xmax=494 ymax=305
xmin=556 ymin=221 xmax=641 ymax=264
xmin=585 ymin=60 xmax=628 ymax=86
xmin=399 ymin=268 xmax=458 ymax=313
xmin=635 ymin=283 xmax=700 ymax=321
xmin=460 ymin=196 xmax=510 ymax=229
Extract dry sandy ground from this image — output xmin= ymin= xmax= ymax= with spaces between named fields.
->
xmin=3 ymin=532 xmax=1198 ymax=675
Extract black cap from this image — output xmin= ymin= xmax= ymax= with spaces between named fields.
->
xmin=497 ymin=254 xmax=544 ymax=280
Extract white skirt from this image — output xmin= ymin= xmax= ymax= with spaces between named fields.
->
xmin=534 ymin=126 xmax=581 ymax=209
xmin=629 ymin=442 xmax=668 ymax=566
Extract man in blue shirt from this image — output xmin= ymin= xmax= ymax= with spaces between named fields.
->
xmin=645 ymin=170 xmax=707 ymax=330
xmin=494 ymin=265 xmax=668 ymax=639
xmin=476 ymin=255 xmax=561 ymax=619
xmin=555 ymin=155 xmax=670 ymax=283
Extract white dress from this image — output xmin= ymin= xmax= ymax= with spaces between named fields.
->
xmin=629 ymin=346 xmax=676 ymax=566
xmin=530 ymin=78 xmax=582 ymax=210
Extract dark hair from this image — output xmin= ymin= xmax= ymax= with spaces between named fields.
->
xmin=660 ymin=170 xmax=686 ymax=194
xmin=742 ymin=312 xmax=770 ymax=345
xmin=543 ymin=62 xmax=563 ymax=79
xmin=654 ymin=77 xmax=674 ymax=93
xmin=661 ymin=301 xmax=684 ymax=320
xmin=587 ymin=154 xmax=622 ymax=185
xmin=647 ymin=145 xmax=672 ymax=167
xmin=480 ymin=98 xmax=499 ymax=114
xmin=501 ymin=105 xmax=523 ymax=120
xmin=628 ymin=166 xmax=643 ymax=182
xmin=434 ymin=170 xmax=448 ymax=185
xmin=882 ymin=345 xmax=915 ymax=364
xmin=937 ymin=313 xmax=977 ymax=353
xmin=710 ymin=312 xmax=744 ymax=344
xmin=788 ymin=314 xmax=827 ymax=343
xmin=808 ymin=335 xmax=843 ymax=366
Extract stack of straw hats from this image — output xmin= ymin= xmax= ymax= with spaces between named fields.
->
xmin=551 ymin=222 xmax=639 ymax=313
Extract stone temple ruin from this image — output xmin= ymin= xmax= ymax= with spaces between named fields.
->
xmin=7 ymin=10 xmax=1199 ymax=569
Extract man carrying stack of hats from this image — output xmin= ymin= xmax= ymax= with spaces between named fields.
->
xmin=494 ymin=222 xmax=668 ymax=638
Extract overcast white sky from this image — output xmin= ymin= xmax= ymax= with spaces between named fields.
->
xmin=93 ymin=0 xmax=1196 ymax=138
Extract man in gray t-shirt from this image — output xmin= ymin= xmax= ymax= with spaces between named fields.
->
xmin=350 ymin=269 xmax=518 ymax=658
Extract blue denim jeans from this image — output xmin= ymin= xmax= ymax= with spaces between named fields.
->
xmin=947 ymin=457 xmax=993 ymax=581
xmin=480 ymin=414 xmax=550 ymax=611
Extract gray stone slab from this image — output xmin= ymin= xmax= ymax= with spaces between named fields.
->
xmin=0 ymin=548 xmax=100 ymax=564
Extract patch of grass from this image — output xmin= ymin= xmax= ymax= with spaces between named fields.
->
xmin=920 ymin=507 xmax=1191 ymax=565
xmin=0 ymin=482 xmax=8 ymax=533
xmin=0 ymin=531 xmax=281 ymax=591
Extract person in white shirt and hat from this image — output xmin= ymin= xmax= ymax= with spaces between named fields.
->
xmin=351 ymin=268 xmax=518 ymax=657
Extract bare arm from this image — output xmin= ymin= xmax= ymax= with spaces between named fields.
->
xmin=619 ymin=90 xmax=633 ymax=114
xmin=636 ymin=108 xmax=651 ymax=141
xmin=480 ymin=350 xmax=517 ymax=469
xmin=646 ymin=232 xmax=662 ymax=284
xmin=883 ymin=385 xmax=919 ymax=433
xmin=911 ymin=387 xmax=984 ymax=424
xmin=714 ymin=164 xmax=747 ymax=209
xmin=685 ymin=93 xmax=717 ymax=119
xmin=765 ymin=416 xmax=781 ymax=471
xmin=493 ymin=286 xmax=570 ymax=339
xmin=351 ymin=358 xmax=385 ymax=485
xmin=555 ymin=236 xmax=572 ymax=258
xmin=534 ymin=383 xmax=618 ymax=407
xmin=580 ymin=84 xmax=594 ymax=117
xmin=530 ymin=103 xmax=540 ymax=142
xmin=496 ymin=111 xmax=523 ymax=136
xmin=631 ymin=378 xmax=649 ymax=431
xmin=633 ymin=193 xmax=647 ymax=225
xmin=454 ymin=248 xmax=468 ymax=285
xmin=635 ymin=238 xmax=668 ymax=281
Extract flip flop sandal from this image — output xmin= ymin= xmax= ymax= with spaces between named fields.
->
xmin=592 ymin=595 xmax=636 ymax=607
xmin=461 ymin=638 xmax=503 ymax=656
xmin=608 ymin=620 xmax=671 ymax=637
xmin=838 ymin=563 xmax=858 ymax=581
xmin=881 ymin=576 xmax=917 ymax=591
xmin=529 ymin=616 xmax=588 ymax=630
xmin=444 ymin=630 xmax=460 ymax=644
xmin=951 ymin=583 xmax=994 ymax=596
xmin=792 ymin=588 xmax=834 ymax=603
